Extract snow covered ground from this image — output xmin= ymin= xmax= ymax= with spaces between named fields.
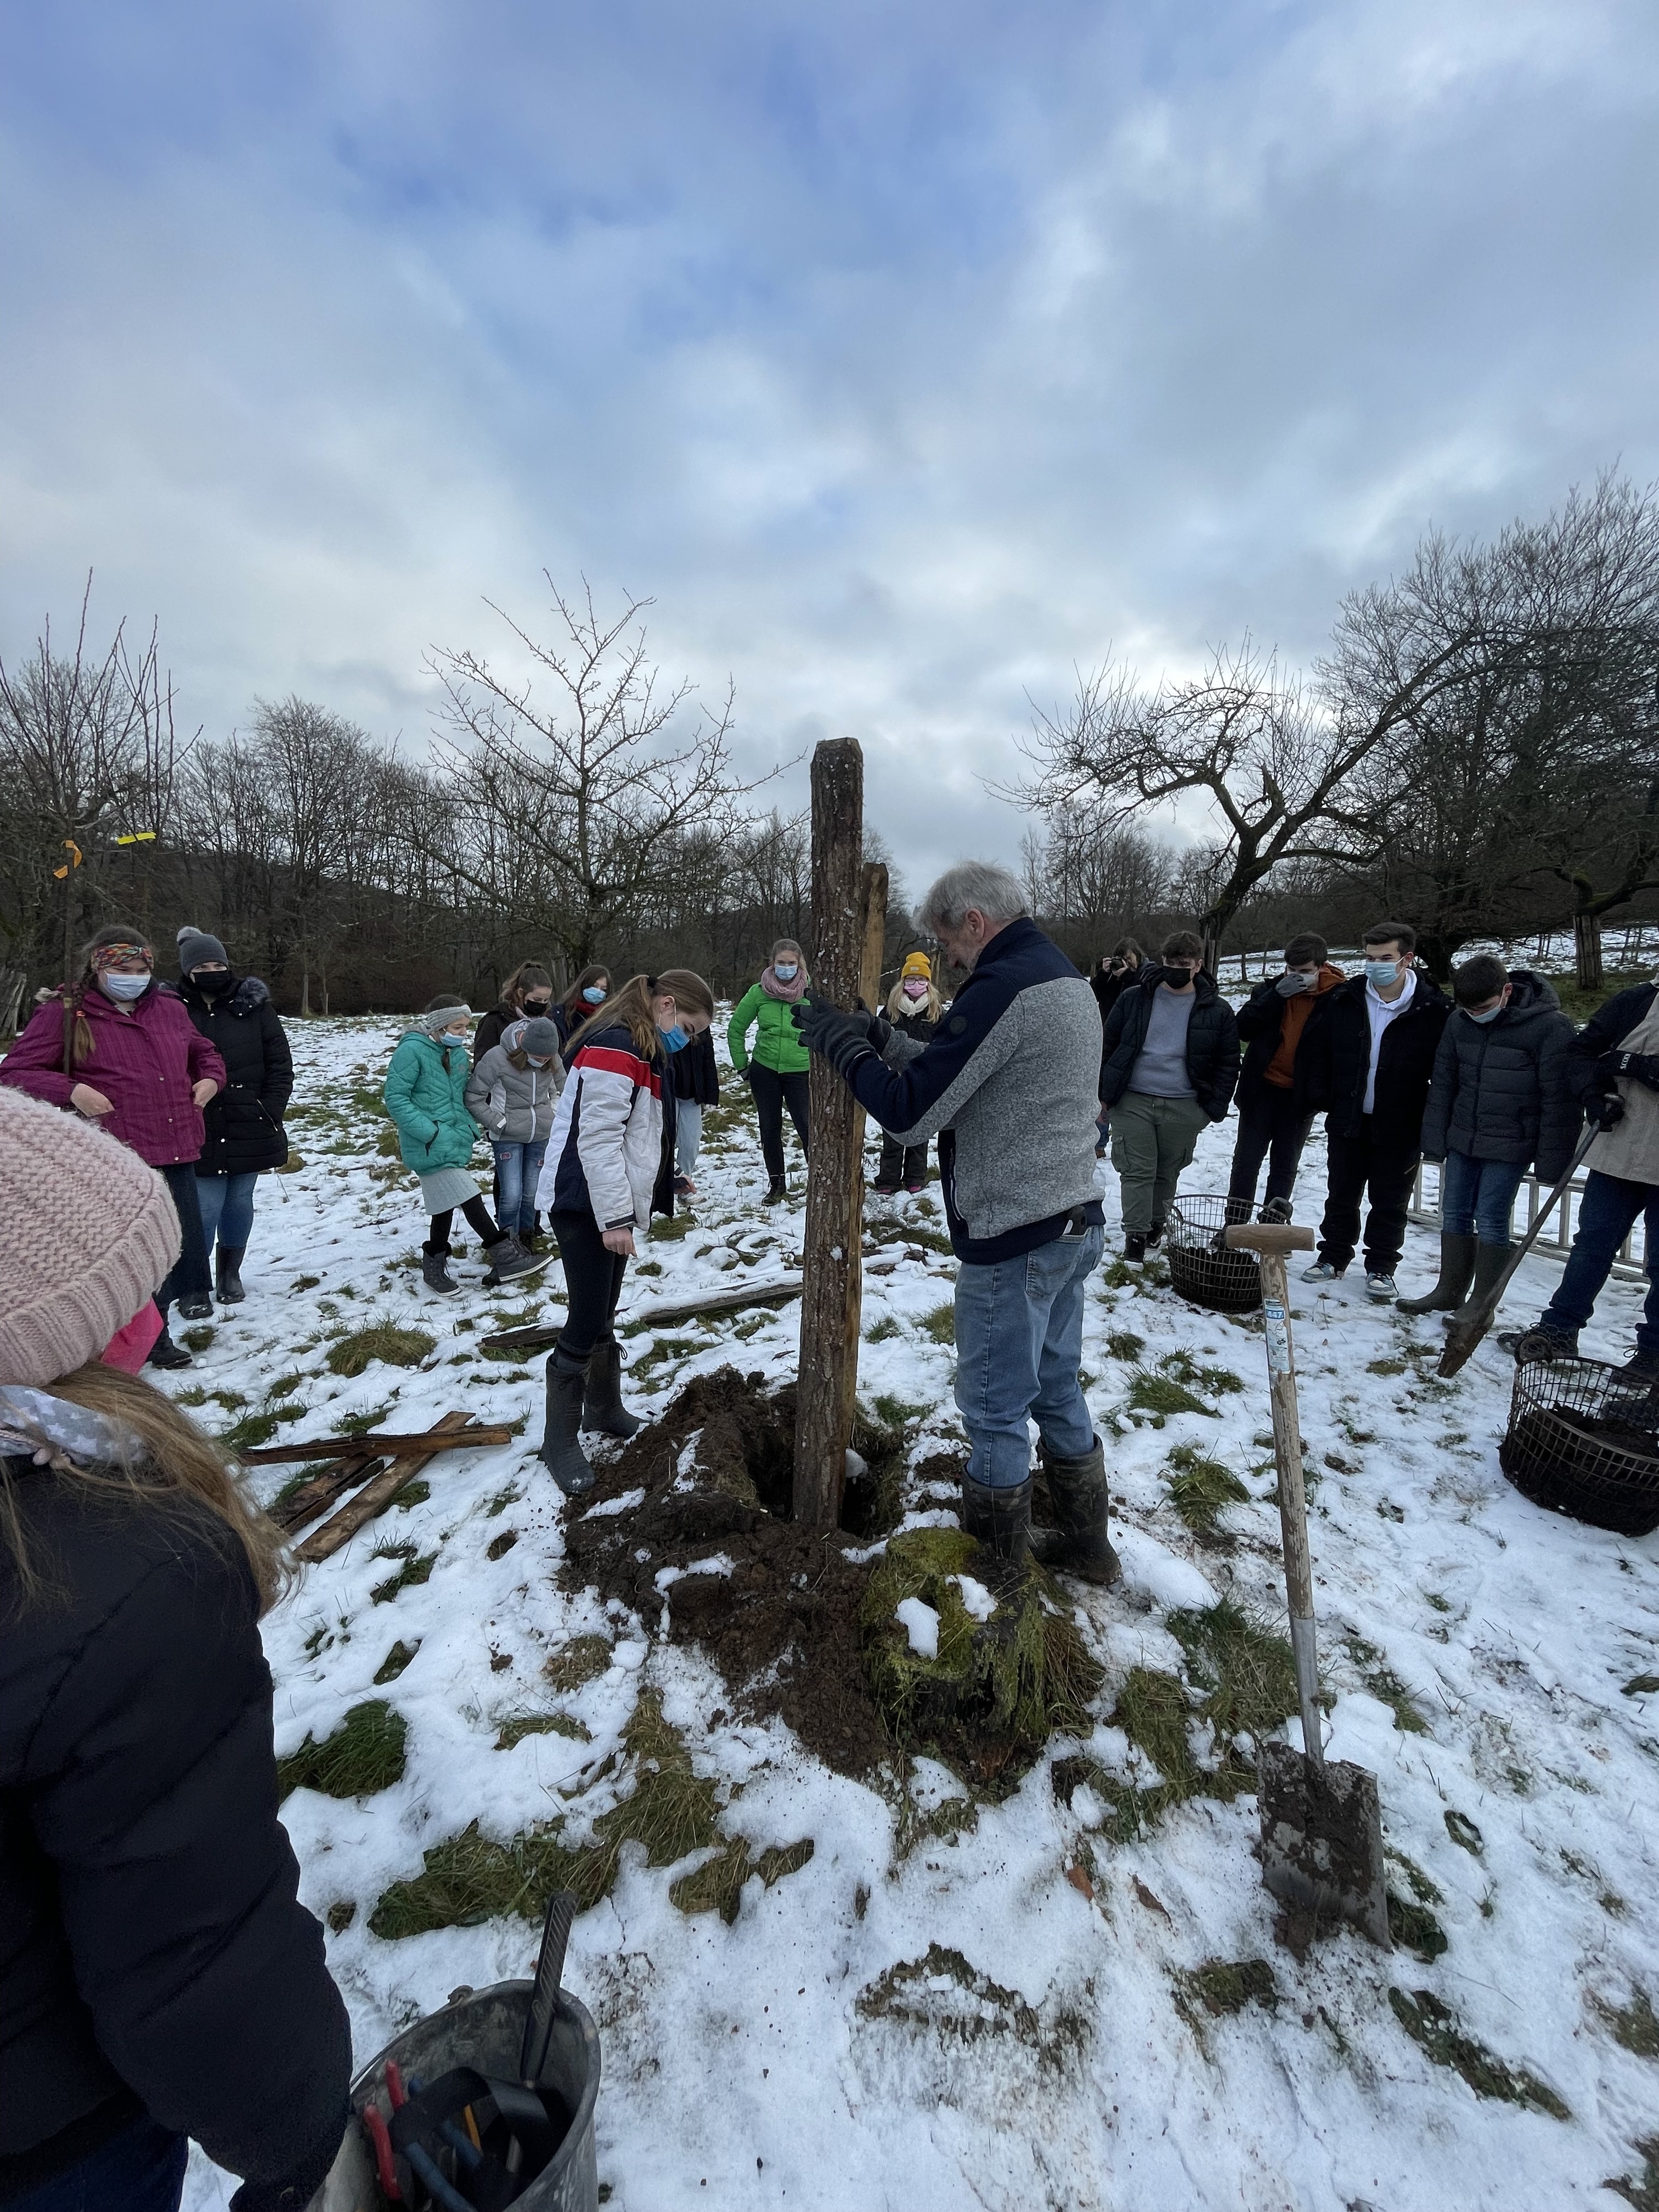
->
xmin=175 ymin=1013 xmax=1659 ymax=2212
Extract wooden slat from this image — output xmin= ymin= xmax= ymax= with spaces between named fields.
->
xmin=267 ymin=1451 xmax=383 ymax=1534
xmin=480 ymin=1276 xmax=804 ymax=1355
xmin=294 ymin=1413 xmax=488 ymax=1566
xmin=239 ymin=1424 xmax=514 ymax=1466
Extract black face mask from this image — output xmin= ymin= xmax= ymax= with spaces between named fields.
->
xmin=194 ymin=971 xmax=234 ymax=996
xmin=522 ymin=997 xmax=551 ymax=1015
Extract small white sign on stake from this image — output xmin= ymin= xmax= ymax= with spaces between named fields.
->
xmin=1263 ymin=1297 xmax=1293 ymax=1378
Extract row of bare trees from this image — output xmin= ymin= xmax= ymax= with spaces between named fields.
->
xmin=1017 ymin=471 xmax=1659 ymax=985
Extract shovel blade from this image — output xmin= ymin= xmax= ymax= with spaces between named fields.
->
xmin=1257 ymin=1740 xmax=1390 ymax=1948
xmin=1436 ymin=1302 xmax=1493 ymax=1379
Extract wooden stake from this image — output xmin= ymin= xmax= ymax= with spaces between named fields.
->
xmin=238 ymin=1423 xmax=515 ymax=1465
xmin=294 ymin=1412 xmax=481 ymax=1565
xmin=793 ymin=738 xmax=866 ymax=1528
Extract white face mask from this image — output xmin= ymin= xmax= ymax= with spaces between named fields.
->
xmin=101 ymin=971 xmax=150 ymax=1000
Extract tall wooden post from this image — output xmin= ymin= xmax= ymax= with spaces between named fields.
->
xmin=793 ymin=739 xmax=868 ymax=1528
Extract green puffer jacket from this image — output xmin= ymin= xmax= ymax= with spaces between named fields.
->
xmin=727 ymin=981 xmax=813 ymax=1075
xmin=383 ymin=1030 xmax=478 ymax=1172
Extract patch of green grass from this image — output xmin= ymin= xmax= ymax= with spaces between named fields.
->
xmin=495 ymin=1711 xmax=593 ymax=1751
xmin=1103 ymin=1330 xmax=1146 ymax=1362
xmin=865 ymin=1316 xmax=902 ymax=1342
xmin=1444 ymin=1809 xmax=1483 ymax=1854
xmin=669 ymin=1836 xmax=815 ymax=1923
xmin=633 ymin=1334 xmax=701 ymax=1371
xmin=872 ymin=1392 xmax=931 ymax=1425
xmin=173 ymin=1384 xmax=211 ymax=1406
xmin=221 ymin=1409 xmax=282 ymax=1452
xmin=650 ymin=1213 xmax=697 ymax=1240
xmin=1389 ymin=1988 xmax=1570 ymax=2119
xmin=326 ymin=1900 xmax=356 ymax=1933
xmin=277 ymin=1700 xmax=407 ymax=1801
xmin=332 ymin=1401 xmax=396 ymax=1437
xmin=1367 ymin=1357 xmax=1409 ymax=1376
xmin=1345 ymin=1635 xmax=1431 ymax=1735
xmin=326 ymin=1321 xmax=435 ymax=1377
xmin=855 ymin=1941 xmax=1086 ymax=2070
xmin=374 ymin=1639 xmax=419 ymax=1684
xmin=485 ymin=1484 xmax=522 ymax=1518
xmin=919 ymin=1301 xmax=956 ymax=1346
xmin=392 ymin=1479 xmax=430 ymax=1512
xmin=487 ymin=1530 xmax=518 ymax=1560
xmin=1158 ymin=1350 xmax=1244 ymax=1397
xmin=1127 ymin=1371 xmax=1211 ymax=1420
xmin=1593 ymin=1988 xmax=1659 ymax=2060
xmin=1389 ymin=1892 xmax=1449 ymax=1960
xmin=544 ymin=1634 xmax=612 ymax=1691
xmin=1111 ymin=1668 xmax=1201 ymax=1801
xmin=1164 ymin=1443 xmax=1249 ymax=1534
xmin=182 ymin=1325 xmax=216 ymax=1354
xmin=1173 ymin=1957 xmax=1278 ymax=2039
xmin=371 ymin=1549 xmax=437 ymax=1604
xmin=1167 ymin=1600 xmax=1298 ymax=1748
xmin=1606 ymin=2136 xmax=1659 ymax=2211
xmin=1623 ymin=1673 xmax=1659 ymax=1697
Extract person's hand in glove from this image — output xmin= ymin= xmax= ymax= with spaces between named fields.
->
xmin=854 ymin=998 xmax=894 ymax=1055
xmin=1613 ymin=1050 xmax=1659 ymax=1091
xmin=1590 ymin=1092 xmax=1627 ymax=1132
xmin=792 ymin=998 xmax=878 ymax=1079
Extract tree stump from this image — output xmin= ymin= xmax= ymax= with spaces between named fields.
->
xmin=793 ymin=740 xmax=879 ymax=1528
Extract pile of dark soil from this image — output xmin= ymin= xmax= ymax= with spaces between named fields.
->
xmin=558 ymin=1368 xmax=900 ymax=1777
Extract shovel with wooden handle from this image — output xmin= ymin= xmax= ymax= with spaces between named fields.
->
xmin=1436 ymin=1123 xmax=1599 ymax=1378
xmin=1226 ymin=1223 xmax=1390 ymax=1946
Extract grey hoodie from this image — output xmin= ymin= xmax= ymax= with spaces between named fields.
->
xmin=464 ymin=1032 xmax=562 ymax=1143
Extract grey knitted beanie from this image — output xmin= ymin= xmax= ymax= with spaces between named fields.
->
xmin=177 ymin=925 xmax=229 ymax=975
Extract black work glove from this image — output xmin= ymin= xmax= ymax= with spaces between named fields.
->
xmin=1590 ymin=1092 xmax=1627 ymax=1133
xmin=792 ymin=999 xmax=877 ymax=1079
xmin=1613 ymin=1050 xmax=1659 ymax=1092
xmin=853 ymin=1000 xmax=894 ymax=1056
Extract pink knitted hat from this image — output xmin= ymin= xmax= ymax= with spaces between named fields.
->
xmin=0 ymin=1087 xmax=182 ymax=1386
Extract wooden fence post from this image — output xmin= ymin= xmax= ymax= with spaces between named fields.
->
xmin=793 ymin=739 xmax=867 ymax=1528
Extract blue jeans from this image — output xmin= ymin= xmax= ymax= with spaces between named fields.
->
xmin=194 ymin=1170 xmax=259 ymax=1255
xmin=493 ymin=1139 xmax=548 ymax=1233
xmin=1438 ymin=1152 xmax=1525 ymax=1243
xmin=1543 ymin=1170 xmax=1659 ymax=1353
xmin=952 ymin=1224 xmax=1104 ymax=1487
xmin=9 ymin=2113 xmax=186 ymax=2212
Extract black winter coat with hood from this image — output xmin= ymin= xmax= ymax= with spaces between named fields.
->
xmin=174 ymin=975 xmax=293 ymax=1176
xmin=1294 ymin=970 xmax=1452 ymax=1146
xmin=1566 ymin=981 xmax=1659 ymax=1104
xmin=1419 ymin=969 xmax=1581 ymax=1180
xmin=1099 ymin=969 xmax=1241 ymax=1122
xmin=0 ymin=1479 xmax=349 ymax=2204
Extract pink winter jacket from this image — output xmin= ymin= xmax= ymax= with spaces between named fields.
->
xmin=0 ymin=986 xmax=226 ymax=1167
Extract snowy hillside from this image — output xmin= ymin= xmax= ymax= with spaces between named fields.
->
xmin=174 ymin=1015 xmax=1659 ymax=2212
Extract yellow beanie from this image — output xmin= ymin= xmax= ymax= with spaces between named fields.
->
xmin=901 ymin=952 xmax=932 ymax=982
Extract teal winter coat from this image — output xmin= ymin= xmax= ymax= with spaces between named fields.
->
xmin=383 ymin=1030 xmax=478 ymax=1173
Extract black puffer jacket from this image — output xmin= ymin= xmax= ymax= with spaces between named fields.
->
xmin=0 ymin=1476 xmax=349 ymax=2202
xmin=1566 ymin=981 xmax=1659 ymax=1103
xmin=1294 ymin=971 xmax=1453 ymax=1146
xmin=175 ymin=975 xmax=292 ymax=1176
xmin=1089 ymin=966 xmax=1140 ymax=1029
xmin=1099 ymin=969 xmax=1241 ymax=1121
xmin=1419 ymin=970 xmax=1581 ymax=1178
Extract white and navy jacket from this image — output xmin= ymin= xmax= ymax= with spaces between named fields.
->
xmin=535 ymin=1020 xmax=664 ymax=1232
xmin=844 ymin=917 xmax=1105 ymax=1263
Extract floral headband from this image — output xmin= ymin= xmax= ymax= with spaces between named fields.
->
xmin=91 ymin=941 xmax=152 ymax=970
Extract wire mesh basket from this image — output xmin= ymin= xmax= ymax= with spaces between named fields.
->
xmin=1166 ymin=1194 xmax=1263 ymax=1316
xmin=1499 ymin=1356 xmax=1659 ymax=1537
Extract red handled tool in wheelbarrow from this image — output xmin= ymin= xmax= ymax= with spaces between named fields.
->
xmin=1226 ymin=1222 xmax=1390 ymax=1946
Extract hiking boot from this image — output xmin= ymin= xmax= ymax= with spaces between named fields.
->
xmin=1397 ymin=1233 xmax=1476 ymax=1314
xmin=1259 ymin=1195 xmax=1294 ymax=1226
xmin=176 ymin=1294 xmax=213 ymax=1322
xmin=582 ymin=1337 xmax=641 ymax=1440
xmin=1302 ymin=1260 xmax=1344 ymax=1283
xmin=960 ymin=1474 xmax=1032 ymax=1567
xmin=1124 ymin=1231 xmax=1148 ymax=1262
xmin=421 ymin=1249 xmax=460 ymax=1296
xmin=147 ymin=1328 xmax=192 ymax=1370
xmin=1029 ymin=1436 xmax=1122 ymax=1587
xmin=538 ymin=1348 xmax=596 ymax=1496
xmin=483 ymin=1234 xmax=541 ymax=1285
xmin=1608 ymin=1346 xmax=1659 ymax=1398
xmin=1365 ymin=1272 xmax=1398 ymax=1301
xmin=764 ymin=1176 xmax=787 ymax=1204
xmin=214 ymin=1246 xmax=247 ymax=1303
xmin=1505 ymin=1324 xmax=1579 ymax=1364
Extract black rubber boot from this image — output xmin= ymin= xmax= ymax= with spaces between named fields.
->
xmin=538 ymin=1349 xmax=596 ymax=1496
xmin=960 ymin=1474 xmax=1032 ymax=1568
xmin=1029 ymin=1437 xmax=1121 ymax=1586
xmin=764 ymin=1176 xmax=787 ymax=1204
xmin=582 ymin=1337 xmax=642 ymax=1439
xmin=147 ymin=1327 xmax=192 ymax=1370
xmin=1466 ymin=1241 xmax=1511 ymax=1310
xmin=1397 ymin=1232 xmax=1478 ymax=1314
xmin=215 ymin=1246 xmax=246 ymax=1304
xmin=421 ymin=1249 xmax=460 ymax=1296
xmin=1124 ymin=1231 xmax=1147 ymax=1262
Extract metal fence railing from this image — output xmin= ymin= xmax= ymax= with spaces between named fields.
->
xmin=1408 ymin=1162 xmax=1647 ymax=1283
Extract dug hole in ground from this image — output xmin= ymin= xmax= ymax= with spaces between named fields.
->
xmin=175 ymin=1016 xmax=1659 ymax=2212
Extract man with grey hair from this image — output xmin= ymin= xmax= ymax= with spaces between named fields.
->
xmin=795 ymin=859 xmax=1118 ymax=1582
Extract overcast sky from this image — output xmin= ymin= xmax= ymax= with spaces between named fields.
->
xmin=4 ymin=0 xmax=1657 ymax=893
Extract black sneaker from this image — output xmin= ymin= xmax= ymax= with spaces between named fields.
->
xmin=1505 ymin=1324 xmax=1579 ymax=1364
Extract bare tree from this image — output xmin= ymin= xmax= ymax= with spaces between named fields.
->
xmin=430 ymin=579 xmax=764 ymax=970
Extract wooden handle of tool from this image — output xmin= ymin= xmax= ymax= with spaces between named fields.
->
xmin=1258 ymin=1251 xmax=1324 ymax=1768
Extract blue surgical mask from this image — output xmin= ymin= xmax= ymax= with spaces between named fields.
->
xmin=101 ymin=972 xmax=150 ymax=1000
xmin=1364 ymin=961 xmax=1400 ymax=989
xmin=441 ymin=1031 xmax=469 ymax=1049
xmin=662 ymin=1024 xmax=688 ymax=1052
xmin=528 ymin=1054 xmax=552 ymax=1068
xmin=773 ymin=963 xmax=798 ymax=981
xmin=582 ymin=986 xmax=606 ymax=1005
xmin=1464 ymin=1005 xmax=1503 ymax=1025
